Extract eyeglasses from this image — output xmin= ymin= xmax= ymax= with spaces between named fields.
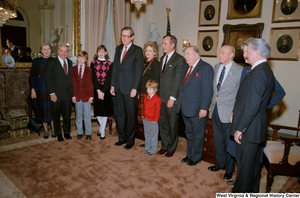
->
xmin=121 ymin=35 xmax=131 ymax=38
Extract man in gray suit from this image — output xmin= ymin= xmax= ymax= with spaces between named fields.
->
xmin=157 ymin=35 xmax=186 ymax=157
xmin=208 ymin=45 xmax=243 ymax=179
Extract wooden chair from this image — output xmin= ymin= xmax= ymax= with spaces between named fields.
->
xmin=264 ymin=110 xmax=300 ymax=192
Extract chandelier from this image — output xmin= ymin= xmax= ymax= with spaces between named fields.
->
xmin=0 ymin=0 xmax=18 ymax=26
xmin=131 ymin=0 xmax=147 ymax=12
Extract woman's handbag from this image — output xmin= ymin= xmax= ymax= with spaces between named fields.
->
xmin=27 ymin=117 xmax=42 ymax=132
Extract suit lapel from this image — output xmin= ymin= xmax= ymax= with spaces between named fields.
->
xmin=74 ymin=65 xmax=79 ymax=79
xmin=184 ymin=61 xmax=200 ymax=86
xmin=55 ymin=58 xmax=65 ymax=75
xmin=122 ymin=45 xmax=134 ymax=62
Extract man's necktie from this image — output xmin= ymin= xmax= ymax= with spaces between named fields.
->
xmin=217 ymin=66 xmax=226 ymax=91
xmin=162 ymin=55 xmax=168 ymax=72
xmin=63 ymin=60 xmax=67 ymax=75
xmin=183 ymin=66 xmax=193 ymax=85
xmin=121 ymin=46 xmax=127 ymax=61
xmin=79 ymin=65 xmax=82 ymax=81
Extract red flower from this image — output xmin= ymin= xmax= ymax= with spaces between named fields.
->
xmin=195 ymin=72 xmax=199 ymax=77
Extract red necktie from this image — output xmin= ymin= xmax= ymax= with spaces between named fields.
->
xmin=63 ymin=60 xmax=67 ymax=75
xmin=79 ymin=65 xmax=82 ymax=81
xmin=121 ymin=46 xmax=127 ymax=61
xmin=184 ymin=66 xmax=193 ymax=85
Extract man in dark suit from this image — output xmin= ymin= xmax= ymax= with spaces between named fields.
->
xmin=110 ymin=26 xmax=144 ymax=150
xmin=230 ymin=38 xmax=275 ymax=192
xmin=177 ymin=45 xmax=213 ymax=166
xmin=157 ymin=35 xmax=185 ymax=157
xmin=208 ymin=45 xmax=243 ymax=179
xmin=6 ymin=38 xmax=19 ymax=61
xmin=46 ymin=43 xmax=74 ymax=142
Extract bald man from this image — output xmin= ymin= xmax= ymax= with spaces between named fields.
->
xmin=208 ymin=45 xmax=243 ymax=180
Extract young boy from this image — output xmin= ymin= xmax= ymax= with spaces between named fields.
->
xmin=72 ymin=51 xmax=94 ymax=140
xmin=142 ymin=80 xmax=162 ymax=156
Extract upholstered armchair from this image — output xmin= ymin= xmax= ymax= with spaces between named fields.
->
xmin=264 ymin=112 xmax=300 ymax=192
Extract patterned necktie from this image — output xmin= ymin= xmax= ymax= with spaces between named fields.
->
xmin=121 ymin=46 xmax=127 ymax=61
xmin=184 ymin=66 xmax=193 ymax=85
xmin=162 ymin=55 xmax=168 ymax=72
xmin=79 ymin=65 xmax=82 ymax=81
xmin=217 ymin=66 xmax=226 ymax=91
xmin=63 ymin=60 xmax=67 ymax=75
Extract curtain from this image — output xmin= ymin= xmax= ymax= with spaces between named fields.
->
xmin=103 ymin=0 xmax=116 ymax=60
xmin=84 ymin=0 xmax=108 ymax=63
xmin=113 ymin=0 xmax=131 ymax=46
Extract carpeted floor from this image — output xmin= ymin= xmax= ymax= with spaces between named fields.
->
xmin=0 ymin=124 xmax=299 ymax=198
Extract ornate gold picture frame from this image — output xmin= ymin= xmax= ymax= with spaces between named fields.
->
xmin=272 ymin=0 xmax=300 ymax=23
xmin=269 ymin=27 xmax=300 ymax=61
xmin=227 ymin=0 xmax=262 ymax=19
xmin=197 ymin=30 xmax=219 ymax=57
xmin=222 ymin=23 xmax=264 ymax=65
xmin=198 ymin=0 xmax=221 ymax=26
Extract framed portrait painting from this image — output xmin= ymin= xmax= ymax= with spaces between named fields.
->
xmin=197 ymin=30 xmax=219 ymax=57
xmin=227 ymin=0 xmax=262 ymax=19
xmin=272 ymin=0 xmax=300 ymax=22
xmin=269 ymin=27 xmax=300 ymax=60
xmin=198 ymin=0 xmax=221 ymax=26
xmin=222 ymin=23 xmax=264 ymax=65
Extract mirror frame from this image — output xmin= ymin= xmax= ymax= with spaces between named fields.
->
xmin=0 ymin=0 xmax=81 ymax=69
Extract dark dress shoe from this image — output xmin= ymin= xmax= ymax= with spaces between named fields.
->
xmin=124 ymin=144 xmax=134 ymax=150
xmin=157 ymin=149 xmax=167 ymax=155
xmin=97 ymin=133 xmax=101 ymax=136
xmin=43 ymin=136 xmax=49 ymax=139
xmin=226 ymin=180 xmax=235 ymax=185
xmin=181 ymin=156 xmax=191 ymax=163
xmin=139 ymin=144 xmax=145 ymax=148
xmin=114 ymin=141 xmax=126 ymax=146
xmin=100 ymin=136 xmax=106 ymax=140
xmin=165 ymin=151 xmax=175 ymax=157
xmin=86 ymin=135 xmax=92 ymax=140
xmin=223 ymin=172 xmax=233 ymax=180
xmin=57 ymin=134 xmax=64 ymax=142
xmin=64 ymin=134 xmax=72 ymax=140
xmin=208 ymin=165 xmax=224 ymax=172
xmin=77 ymin=135 xmax=83 ymax=140
xmin=187 ymin=160 xmax=199 ymax=166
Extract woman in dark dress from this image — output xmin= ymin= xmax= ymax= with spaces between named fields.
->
xmin=137 ymin=42 xmax=161 ymax=124
xmin=91 ymin=45 xmax=113 ymax=139
xmin=29 ymin=43 xmax=54 ymax=138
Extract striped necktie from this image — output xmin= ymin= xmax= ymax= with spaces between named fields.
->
xmin=217 ymin=66 xmax=226 ymax=91
xmin=79 ymin=65 xmax=82 ymax=81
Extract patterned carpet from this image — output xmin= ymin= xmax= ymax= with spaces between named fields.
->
xmin=0 ymin=124 xmax=299 ymax=198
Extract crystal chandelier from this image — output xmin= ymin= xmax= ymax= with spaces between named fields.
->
xmin=0 ymin=0 xmax=18 ymax=27
xmin=131 ymin=0 xmax=147 ymax=12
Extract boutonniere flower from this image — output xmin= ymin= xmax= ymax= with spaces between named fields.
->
xmin=195 ymin=72 xmax=199 ymax=77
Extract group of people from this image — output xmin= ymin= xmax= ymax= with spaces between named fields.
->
xmin=29 ymin=25 xmax=284 ymax=193
xmin=4 ymin=38 xmax=32 ymax=62
xmin=29 ymin=43 xmax=113 ymax=141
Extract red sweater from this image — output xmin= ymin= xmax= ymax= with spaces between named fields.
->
xmin=142 ymin=93 xmax=162 ymax=122
xmin=72 ymin=65 xmax=94 ymax=102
